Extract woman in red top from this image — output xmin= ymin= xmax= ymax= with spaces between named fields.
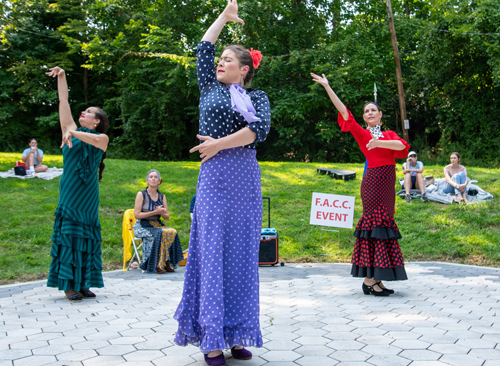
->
xmin=312 ymin=73 xmax=410 ymax=296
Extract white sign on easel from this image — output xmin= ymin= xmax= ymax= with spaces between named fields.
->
xmin=309 ymin=192 xmax=355 ymax=229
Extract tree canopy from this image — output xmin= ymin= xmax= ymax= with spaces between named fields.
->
xmin=1 ymin=0 xmax=499 ymax=165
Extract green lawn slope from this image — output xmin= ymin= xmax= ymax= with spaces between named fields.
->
xmin=1 ymin=152 xmax=499 ymax=285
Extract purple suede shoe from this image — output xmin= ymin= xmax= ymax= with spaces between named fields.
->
xmin=231 ymin=347 xmax=252 ymax=360
xmin=204 ymin=353 xmax=226 ymax=366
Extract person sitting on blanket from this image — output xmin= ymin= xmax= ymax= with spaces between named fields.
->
xmin=133 ymin=169 xmax=183 ymax=274
xmin=22 ymin=138 xmax=48 ymax=174
xmin=443 ymin=151 xmax=469 ymax=204
xmin=402 ymin=151 xmax=427 ymax=203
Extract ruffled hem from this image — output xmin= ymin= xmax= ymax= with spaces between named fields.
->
xmin=354 ymin=205 xmax=401 ymax=240
xmin=174 ymin=328 xmax=263 ymax=353
xmin=351 ymin=265 xmax=408 ymax=281
xmin=174 ymin=308 xmax=263 ymax=353
xmin=354 ymin=227 xmax=402 ymax=240
xmin=55 ymin=204 xmax=101 ymax=231
xmin=47 ymin=216 xmax=103 ymax=291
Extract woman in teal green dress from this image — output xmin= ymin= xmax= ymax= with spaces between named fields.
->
xmin=45 ymin=66 xmax=110 ymax=302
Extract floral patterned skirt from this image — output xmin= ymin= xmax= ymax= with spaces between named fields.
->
xmin=133 ymin=219 xmax=183 ymax=273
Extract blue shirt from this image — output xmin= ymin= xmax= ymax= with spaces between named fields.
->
xmin=402 ymin=161 xmax=423 ymax=176
xmin=196 ymin=41 xmax=271 ymax=149
xmin=22 ymin=148 xmax=44 ymax=165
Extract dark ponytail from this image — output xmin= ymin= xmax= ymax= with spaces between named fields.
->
xmin=98 ymin=151 xmax=106 ymax=182
xmin=92 ymin=107 xmax=109 ymax=183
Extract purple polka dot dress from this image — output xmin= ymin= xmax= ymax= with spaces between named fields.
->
xmin=174 ymin=41 xmax=271 ymax=353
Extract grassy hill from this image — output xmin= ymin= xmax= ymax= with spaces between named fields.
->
xmin=1 ymin=152 xmax=499 ymax=285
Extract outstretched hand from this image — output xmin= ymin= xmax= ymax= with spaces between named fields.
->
xmin=190 ymin=135 xmax=221 ymax=164
xmin=46 ymin=67 xmax=65 ymax=78
xmin=311 ymin=73 xmax=330 ymax=88
xmin=221 ymin=0 xmax=244 ymax=24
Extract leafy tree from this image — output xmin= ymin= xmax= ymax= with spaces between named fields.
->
xmin=1 ymin=0 xmax=499 ymax=166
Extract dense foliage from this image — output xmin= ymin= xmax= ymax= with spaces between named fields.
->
xmin=1 ymin=0 xmax=499 ymax=165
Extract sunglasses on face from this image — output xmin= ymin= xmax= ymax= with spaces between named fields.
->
xmin=409 ymin=155 xmax=417 ymax=158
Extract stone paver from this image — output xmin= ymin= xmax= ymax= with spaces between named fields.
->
xmin=1 ymin=262 xmax=500 ymax=365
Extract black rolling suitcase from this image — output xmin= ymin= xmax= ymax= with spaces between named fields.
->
xmin=259 ymin=196 xmax=282 ymax=266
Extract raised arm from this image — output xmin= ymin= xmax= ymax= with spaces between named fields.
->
xmin=201 ymin=0 xmax=244 ymax=44
xmin=45 ymin=67 xmax=77 ymax=137
xmin=311 ymin=73 xmax=349 ymax=121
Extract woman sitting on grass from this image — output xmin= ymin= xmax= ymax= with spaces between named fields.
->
xmin=443 ymin=152 xmax=469 ymax=204
xmin=22 ymin=138 xmax=48 ymax=174
xmin=133 ymin=169 xmax=183 ymax=274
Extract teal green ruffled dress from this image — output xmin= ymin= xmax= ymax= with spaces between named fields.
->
xmin=47 ymin=127 xmax=104 ymax=291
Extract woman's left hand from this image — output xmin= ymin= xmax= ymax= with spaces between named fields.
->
xmin=190 ymin=135 xmax=221 ymax=164
xmin=61 ymin=130 xmax=73 ymax=148
xmin=366 ymin=133 xmax=380 ymax=150
xmin=221 ymin=0 xmax=244 ymax=24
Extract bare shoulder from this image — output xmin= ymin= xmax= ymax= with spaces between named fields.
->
xmin=99 ymin=133 xmax=109 ymax=142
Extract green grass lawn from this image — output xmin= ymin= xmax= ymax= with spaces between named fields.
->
xmin=1 ymin=152 xmax=499 ymax=285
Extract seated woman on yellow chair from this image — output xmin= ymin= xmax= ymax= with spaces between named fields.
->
xmin=133 ymin=169 xmax=183 ymax=274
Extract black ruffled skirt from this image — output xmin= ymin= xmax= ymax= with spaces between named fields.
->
xmin=351 ymin=165 xmax=407 ymax=281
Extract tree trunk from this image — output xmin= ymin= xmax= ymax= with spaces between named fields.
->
xmin=386 ymin=0 xmax=409 ymax=142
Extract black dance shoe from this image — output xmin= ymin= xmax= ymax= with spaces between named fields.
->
xmin=376 ymin=281 xmax=394 ymax=294
xmin=362 ymin=283 xmax=390 ymax=296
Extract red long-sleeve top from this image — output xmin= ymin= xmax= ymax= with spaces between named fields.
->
xmin=338 ymin=108 xmax=410 ymax=168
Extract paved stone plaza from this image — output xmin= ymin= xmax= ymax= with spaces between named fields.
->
xmin=1 ymin=262 xmax=500 ymax=366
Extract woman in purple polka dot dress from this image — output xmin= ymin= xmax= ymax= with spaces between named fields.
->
xmin=174 ymin=1 xmax=271 ymax=365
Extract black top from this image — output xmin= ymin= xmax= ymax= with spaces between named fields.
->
xmin=141 ymin=189 xmax=164 ymax=221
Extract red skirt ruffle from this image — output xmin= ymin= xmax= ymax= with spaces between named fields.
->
xmin=351 ymin=165 xmax=407 ymax=281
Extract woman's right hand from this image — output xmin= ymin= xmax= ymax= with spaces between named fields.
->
xmin=46 ymin=67 xmax=65 ymax=78
xmin=154 ymin=205 xmax=165 ymax=214
xmin=311 ymin=73 xmax=330 ymax=88
xmin=220 ymin=0 xmax=244 ymax=24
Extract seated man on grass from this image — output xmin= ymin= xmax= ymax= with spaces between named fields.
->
xmin=22 ymin=138 xmax=48 ymax=174
xmin=402 ymin=151 xmax=427 ymax=202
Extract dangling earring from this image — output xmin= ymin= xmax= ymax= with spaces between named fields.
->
xmin=94 ymin=123 xmax=97 ymax=128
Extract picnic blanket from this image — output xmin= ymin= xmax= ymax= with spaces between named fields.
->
xmin=0 ymin=167 xmax=63 ymax=180
xmin=397 ymin=178 xmax=494 ymax=204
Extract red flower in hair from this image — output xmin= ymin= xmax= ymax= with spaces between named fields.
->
xmin=247 ymin=48 xmax=262 ymax=69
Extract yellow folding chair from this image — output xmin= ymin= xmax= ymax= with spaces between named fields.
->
xmin=122 ymin=209 xmax=143 ymax=271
